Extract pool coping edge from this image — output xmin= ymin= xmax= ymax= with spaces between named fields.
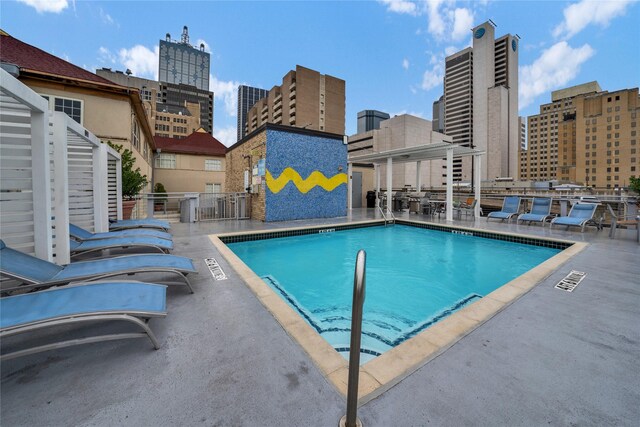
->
xmin=208 ymin=220 xmax=587 ymax=404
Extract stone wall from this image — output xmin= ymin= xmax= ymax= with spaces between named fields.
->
xmin=226 ymin=130 xmax=267 ymax=221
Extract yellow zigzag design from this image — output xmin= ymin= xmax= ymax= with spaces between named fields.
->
xmin=265 ymin=167 xmax=347 ymax=194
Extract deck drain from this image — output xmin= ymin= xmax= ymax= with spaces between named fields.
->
xmin=555 ymin=270 xmax=586 ymax=292
xmin=204 ymin=257 xmax=227 ymax=280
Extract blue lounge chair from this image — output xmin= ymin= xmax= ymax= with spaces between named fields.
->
xmin=70 ymin=223 xmax=172 ymax=241
xmin=109 ymin=218 xmax=171 ymax=232
xmin=550 ymin=203 xmax=601 ymax=232
xmin=69 ymin=236 xmax=174 ymax=259
xmin=487 ymin=196 xmax=521 ymax=222
xmin=1 ymin=281 xmax=166 ymax=360
xmin=517 ymin=198 xmax=552 ymax=226
xmin=0 ymin=240 xmax=195 ymax=293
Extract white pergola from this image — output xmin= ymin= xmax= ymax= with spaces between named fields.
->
xmin=348 ymin=142 xmax=485 ymax=221
xmin=1 ymin=68 xmax=121 ymax=264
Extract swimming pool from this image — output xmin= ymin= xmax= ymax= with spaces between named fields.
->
xmin=226 ymin=224 xmax=562 ymax=362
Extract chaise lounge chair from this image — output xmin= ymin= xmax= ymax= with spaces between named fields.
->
xmin=517 ymin=197 xmax=552 ymax=226
xmin=550 ymin=202 xmax=601 ymax=232
xmin=1 ymin=281 xmax=166 ymax=361
xmin=487 ymin=196 xmax=521 ymax=223
xmin=109 ymin=218 xmax=171 ymax=232
xmin=70 ymin=223 xmax=172 ymax=242
xmin=69 ymin=236 xmax=173 ymax=259
xmin=0 ymin=240 xmax=195 ymax=293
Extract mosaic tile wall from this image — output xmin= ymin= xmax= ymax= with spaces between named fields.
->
xmin=265 ymin=129 xmax=347 ymax=221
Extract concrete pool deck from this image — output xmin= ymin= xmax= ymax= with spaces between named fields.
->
xmin=1 ymin=209 xmax=639 ymax=426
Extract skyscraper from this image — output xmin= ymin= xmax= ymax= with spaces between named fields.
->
xmin=443 ymin=21 xmax=519 ymax=182
xmin=158 ymin=27 xmax=214 ymax=134
xmin=237 ymin=85 xmax=269 ymax=142
xmin=244 ymin=65 xmax=345 ymax=136
xmin=357 ymin=110 xmax=390 ymax=133
xmin=432 ymin=95 xmax=445 ymax=133
xmin=159 ymin=26 xmax=210 ymax=91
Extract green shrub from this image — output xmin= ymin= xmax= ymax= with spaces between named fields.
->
xmin=108 ymin=142 xmax=148 ymax=199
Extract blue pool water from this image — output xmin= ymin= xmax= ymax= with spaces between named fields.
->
xmin=227 ymin=225 xmax=561 ymax=362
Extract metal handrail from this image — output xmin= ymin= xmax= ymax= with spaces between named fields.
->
xmin=341 ymin=250 xmax=366 ymax=427
xmin=377 ymin=204 xmax=395 ymax=226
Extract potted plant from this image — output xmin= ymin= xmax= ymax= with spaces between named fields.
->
xmin=153 ymin=182 xmax=168 ymax=212
xmin=109 ymin=142 xmax=149 ymax=219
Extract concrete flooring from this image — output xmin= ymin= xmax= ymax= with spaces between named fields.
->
xmin=1 ymin=209 xmax=639 ymax=426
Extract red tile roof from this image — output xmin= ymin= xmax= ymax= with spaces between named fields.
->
xmin=155 ymin=130 xmax=226 ymax=156
xmin=0 ymin=33 xmax=119 ymax=87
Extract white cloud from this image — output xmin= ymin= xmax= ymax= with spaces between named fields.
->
xmin=451 ymin=7 xmax=474 ymax=41
xmin=213 ymin=126 xmax=237 ymax=147
xmin=99 ymin=7 xmax=117 ymax=26
xmin=379 ymin=0 xmax=419 ymax=16
xmin=553 ymin=0 xmax=634 ymax=39
xmin=209 ymin=76 xmax=241 ymax=118
xmin=420 ymin=52 xmax=445 ymax=91
xmin=444 ymin=45 xmax=458 ymax=56
xmin=17 ymin=0 xmax=68 ymax=13
xmin=519 ymin=41 xmax=595 ymax=109
xmin=402 ymin=58 xmax=410 ymax=70
xmin=425 ymin=0 xmax=447 ymax=38
xmin=118 ymin=45 xmax=159 ymax=79
xmin=98 ymin=47 xmax=116 ymax=64
xmin=380 ymin=1 xmax=475 ymax=44
xmin=195 ymin=39 xmax=211 ymax=53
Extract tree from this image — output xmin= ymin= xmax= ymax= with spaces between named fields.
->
xmin=629 ymin=176 xmax=640 ymax=194
xmin=108 ymin=142 xmax=148 ymax=199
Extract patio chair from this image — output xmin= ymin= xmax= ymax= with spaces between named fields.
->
xmin=453 ymin=199 xmax=478 ymax=220
xmin=606 ymin=204 xmax=639 ymax=242
xmin=487 ymin=196 xmax=521 ymax=223
xmin=109 ymin=218 xmax=171 ymax=232
xmin=69 ymin=236 xmax=173 ymax=259
xmin=550 ymin=203 xmax=601 ymax=232
xmin=70 ymin=224 xmax=172 ymax=242
xmin=0 ymin=240 xmax=195 ymax=294
xmin=517 ymin=198 xmax=552 ymax=226
xmin=1 ymin=281 xmax=166 ymax=361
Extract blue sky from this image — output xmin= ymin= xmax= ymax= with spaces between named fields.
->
xmin=3 ymin=0 xmax=639 ymax=146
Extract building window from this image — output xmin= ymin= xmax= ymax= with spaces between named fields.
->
xmin=205 ymin=159 xmax=222 ymax=171
xmin=205 ymin=183 xmax=222 ymax=193
xmin=41 ymin=95 xmax=83 ymax=124
xmin=155 ymin=153 xmax=176 ymax=169
xmin=132 ymin=118 xmax=140 ymax=151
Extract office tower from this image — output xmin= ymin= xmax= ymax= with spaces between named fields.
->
xmin=237 ymin=85 xmax=269 ymax=141
xmin=443 ymin=21 xmax=519 ymax=182
xmin=357 ymin=110 xmax=390 ymax=133
xmin=159 ymin=26 xmax=209 ymax=91
xmin=432 ymin=96 xmax=445 ymax=133
xmin=157 ymin=27 xmax=214 ymax=133
xmin=522 ymin=82 xmax=640 ymax=188
xmin=574 ymin=88 xmax=639 ymax=188
xmin=521 ymin=81 xmax=601 ymax=182
xmin=244 ymin=65 xmax=345 ymax=136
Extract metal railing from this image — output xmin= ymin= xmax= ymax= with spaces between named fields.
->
xmin=340 ymin=250 xmax=366 ymax=427
xmin=127 ymin=192 xmax=251 ymax=222
xmin=198 ymin=192 xmax=251 ymax=221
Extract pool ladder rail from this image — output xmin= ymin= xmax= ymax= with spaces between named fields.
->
xmin=377 ymin=204 xmax=395 ymax=226
xmin=340 ymin=249 xmax=366 ymax=427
